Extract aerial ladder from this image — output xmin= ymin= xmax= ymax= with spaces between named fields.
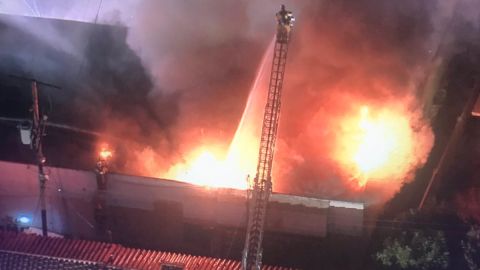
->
xmin=242 ymin=5 xmax=294 ymax=270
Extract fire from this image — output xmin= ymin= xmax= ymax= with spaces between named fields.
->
xmin=99 ymin=145 xmax=113 ymax=160
xmin=172 ymin=150 xmax=226 ymax=187
xmin=162 ymin=40 xmax=274 ymax=190
xmin=165 ymin=148 xmax=249 ymax=189
xmin=162 ymin=131 xmax=257 ymax=189
xmin=137 ymin=37 xmax=431 ymax=193
xmin=161 ymin=101 xmax=431 ymax=192
xmin=354 ymin=106 xmax=397 ymax=174
xmin=336 ymin=105 xmax=417 ymax=188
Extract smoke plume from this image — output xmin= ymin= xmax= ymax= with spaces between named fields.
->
xmin=273 ymin=0 xmax=438 ymax=200
xmin=118 ymin=0 xmax=444 ymax=200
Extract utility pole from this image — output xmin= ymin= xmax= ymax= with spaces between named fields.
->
xmin=9 ymin=75 xmax=60 ymax=237
xmin=418 ymin=83 xmax=480 ymax=210
xmin=95 ymin=145 xmax=113 ymax=242
xmin=31 ymin=80 xmax=49 ymax=237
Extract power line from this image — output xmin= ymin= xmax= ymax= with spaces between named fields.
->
xmin=94 ymin=0 xmax=103 ymax=24
xmin=0 ymin=116 xmax=117 ymax=140
xmin=22 ymin=0 xmax=39 ymax=17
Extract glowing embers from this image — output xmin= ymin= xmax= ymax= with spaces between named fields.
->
xmin=337 ymin=105 xmax=416 ymax=188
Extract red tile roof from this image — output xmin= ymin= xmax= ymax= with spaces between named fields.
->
xmin=0 ymin=250 xmax=122 ymax=270
xmin=0 ymin=232 xmax=295 ymax=270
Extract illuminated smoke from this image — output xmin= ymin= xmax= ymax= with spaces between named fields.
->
xmin=129 ymin=0 xmax=439 ymax=197
xmin=267 ymin=0 xmax=440 ymax=199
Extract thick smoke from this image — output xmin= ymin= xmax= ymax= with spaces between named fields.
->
xmin=0 ymin=12 xmax=181 ymax=169
xmin=272 ymin=0 xmax=439 ymax=199
xmin=2 ymin=0 xmax=479 ymax=201
xmin=119 ymin=0 xmax=444 ymax=200
xmin=122 ymin=0 xmax=439 ymax=196
xmin=120 ymin=1 xmax=274 ymax=175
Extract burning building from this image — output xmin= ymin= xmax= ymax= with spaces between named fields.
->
xmin=0 ymin=0 xmax=447 ymax=202
xmin=0 ymin=11 xmax=365 ymax=269
xmin=2 ymin=0 xmax=477 ymax=268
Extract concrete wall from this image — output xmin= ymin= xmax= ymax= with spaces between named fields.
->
xmin=0 ymin=161 xmax=364 ymax=245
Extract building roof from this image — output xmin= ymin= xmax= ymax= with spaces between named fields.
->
xmin=0 ymin=231 xmax=294 ymax=270
xmin=0 ymin=250 xmax=122 ymax=270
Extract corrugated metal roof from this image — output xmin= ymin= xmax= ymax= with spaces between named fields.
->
xmin=0 ymin=232 xmax=295 ymax=270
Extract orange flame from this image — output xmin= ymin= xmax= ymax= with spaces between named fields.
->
xmin=164 ymin=148 xmax=249 ymax=189
xmin=336 ymin=105 xmax=418 ymax=188
xmin=162 ymin=126 xmax=258 ymax=189
xmin=136 ymin=34 xmax=431 ymax=194
xmin=160 ymin=102 xmax=430 ymax=193
xmin=99 ymin=145 xmax=113 ymax=160
xmin=161 ymin=40 xmax=274 ymax=190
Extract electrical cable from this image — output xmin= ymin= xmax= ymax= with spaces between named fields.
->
xmin=22 ymin=0 xmax=38 ymax=17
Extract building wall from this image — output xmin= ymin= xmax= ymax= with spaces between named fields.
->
xmin=0 ymin=161 xmax=363 ymax=248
